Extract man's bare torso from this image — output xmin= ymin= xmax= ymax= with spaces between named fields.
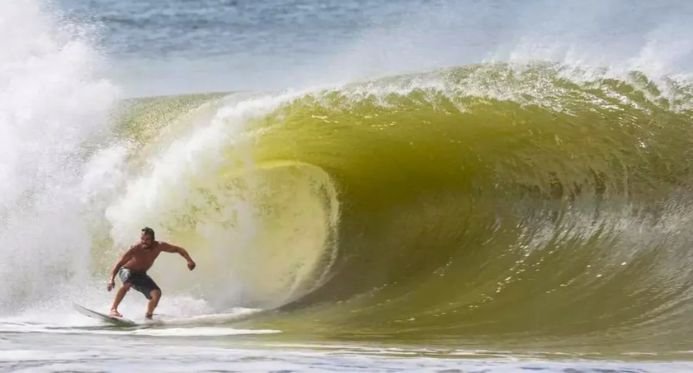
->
xmin=123 ymin=242 xmax=163 ymax=273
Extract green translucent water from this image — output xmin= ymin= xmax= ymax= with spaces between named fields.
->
xmin=108 ymin=63 xmax=693 ymax=355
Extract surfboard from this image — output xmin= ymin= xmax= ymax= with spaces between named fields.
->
xmin=73 ymin=303 xmax=138 ymax=326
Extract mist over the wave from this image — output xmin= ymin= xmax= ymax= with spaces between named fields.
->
xmin=0 ymin=0 xmax=118 ymax=315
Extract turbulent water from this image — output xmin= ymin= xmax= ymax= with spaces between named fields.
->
xmin=2 ymin=0 xmax=693 ymax=371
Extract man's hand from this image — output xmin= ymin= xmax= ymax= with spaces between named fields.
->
xmin=187 ymin=260 xmax=196 ymax=271
xmin=107 ymin=280 xmax=115 ymax=292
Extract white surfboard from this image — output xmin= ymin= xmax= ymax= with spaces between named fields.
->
xmin=73 ymin=303 xmax=138 ymax=327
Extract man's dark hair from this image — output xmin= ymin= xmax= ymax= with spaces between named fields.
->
xmin=141 ymin=227 xmax=155 ymax=239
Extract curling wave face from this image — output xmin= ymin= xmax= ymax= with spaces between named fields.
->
xmin=105 ymin=63 xmax=693 ymax=351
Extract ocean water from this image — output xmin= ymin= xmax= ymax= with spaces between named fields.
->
xmin=2 ymin=0 xmax=693 ymax=371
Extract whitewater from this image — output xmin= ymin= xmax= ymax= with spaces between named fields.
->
xmin=1 ymin=0 xmax=693 ymax=371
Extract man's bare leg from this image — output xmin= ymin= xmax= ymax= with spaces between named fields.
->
xmin=145 ymin=289 xmax=162 ymax=319
xmin=110 ymin=284 xmax=131 ymax=317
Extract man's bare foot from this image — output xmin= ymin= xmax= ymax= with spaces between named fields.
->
xmin=109 ymin=309 xmax=123 ymax=318
xmin=145 ymin=313 xmax=153 ymax=320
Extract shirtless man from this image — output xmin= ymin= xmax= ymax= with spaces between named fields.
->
xmin=107 ymin=227 xmax=196 ymax=319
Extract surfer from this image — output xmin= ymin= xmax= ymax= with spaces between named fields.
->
xmin=106 ymin=227 xmax=196 ymax=319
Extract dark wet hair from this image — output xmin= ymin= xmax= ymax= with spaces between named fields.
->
xmin=141 ymin=227 xmax=155 ymax=239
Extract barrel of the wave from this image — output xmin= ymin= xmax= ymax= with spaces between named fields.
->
xmin=106 ymin=93 xmax=342 ymax=311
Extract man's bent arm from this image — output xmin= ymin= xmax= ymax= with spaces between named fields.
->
xmin=161 ymin=243 xmax=196 ymax=269
xmin=109 ymin=248 xmax=134 ymax=283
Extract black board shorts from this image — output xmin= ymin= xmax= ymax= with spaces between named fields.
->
xmin=118 ymin=268 xmax=160 ymax=299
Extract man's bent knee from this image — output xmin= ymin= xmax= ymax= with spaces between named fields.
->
xmin=150 ymin=289 xmax=161 ymax=300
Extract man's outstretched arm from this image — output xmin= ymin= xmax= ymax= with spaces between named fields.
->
xmin=108 ymin=247 xmax=135 ymax=291
xmin=161 ymin=243 xmax=196 ymax=270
